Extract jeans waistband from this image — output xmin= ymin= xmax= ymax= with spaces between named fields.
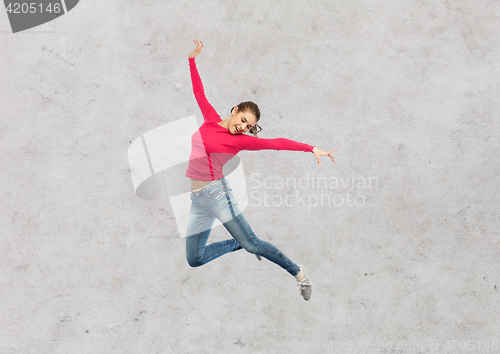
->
xmin=190 ymin=178 xmax=223 ymax=192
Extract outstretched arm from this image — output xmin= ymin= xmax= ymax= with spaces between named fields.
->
xmin=235 ymin=135 xmax=314 ymax=152
xmin=235 ymin=134 xmax=337 ymax=165
xmin=188 ymin=40 xmax=219 ymax=122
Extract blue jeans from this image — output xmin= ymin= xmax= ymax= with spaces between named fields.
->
xmin=185 ymin=177 xmax=300 ymax=277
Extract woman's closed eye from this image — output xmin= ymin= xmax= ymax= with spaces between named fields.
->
xmin=242 ymin=118 xmax=252 ymax=130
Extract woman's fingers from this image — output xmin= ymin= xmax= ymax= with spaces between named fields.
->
xmin=188 ymin=40 xmax=204 ymax=58
xmin=328 ymin=150 xmax=337 ymax=163
xmin=192 ymin=39 xmax=204 ymax=54
xmin=313 ymin=148 xmax=337 ymax=165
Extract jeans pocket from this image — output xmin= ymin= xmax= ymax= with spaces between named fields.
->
xmin=204 ymin=184 xmax=225 ymax=198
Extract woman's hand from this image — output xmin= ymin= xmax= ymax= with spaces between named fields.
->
xmin=188 ymin=39 xmax=204 ymax=58
xmin=312 ymin=147 xmax=337 ymax=166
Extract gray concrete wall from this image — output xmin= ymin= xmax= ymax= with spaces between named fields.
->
xmin=1 ymin=0 xmax=499 ymax=353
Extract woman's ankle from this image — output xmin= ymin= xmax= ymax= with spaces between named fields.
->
xmin=295 ymin=269 xmax=305 ymax=281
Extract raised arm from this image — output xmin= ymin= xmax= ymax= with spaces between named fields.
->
xmin=188 ymin=40 xmax=219 ymax=122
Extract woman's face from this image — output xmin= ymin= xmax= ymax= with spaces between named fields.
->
xmin=229 ymin=108 xmax=258 ymax=135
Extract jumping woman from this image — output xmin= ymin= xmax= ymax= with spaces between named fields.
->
xmin=185 ymin=40 xmax=337 ymax=301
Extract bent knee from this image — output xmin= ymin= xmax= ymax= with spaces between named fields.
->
xmin=186 ymin=255 xmax=202 ymax=268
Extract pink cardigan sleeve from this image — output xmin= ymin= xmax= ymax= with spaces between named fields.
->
xmin=189 ymin=57 xmax=219 ymax=122
xmin=234 ymin=134 xmax=315 ymax=153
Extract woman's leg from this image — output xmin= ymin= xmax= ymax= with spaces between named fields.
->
xmin=214 ymin=178 xmax=301 ymax=277
xmin=185 ymin=189 xmax=243 ymax=267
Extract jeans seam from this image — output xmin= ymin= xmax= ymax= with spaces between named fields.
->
xmin=223 ymin=180 xmax=259 ymax=251
xmin=194 ymin=216 xmax=210 ymax=263
xmin=278 ymin=250 xmax=298 ymax=273
xmin=204 ymin=247 xmax=231 ymax=263
xmin=231 ymin=204 xmax=264 ymax=254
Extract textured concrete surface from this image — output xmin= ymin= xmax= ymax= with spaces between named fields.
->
xmin=1 ymin=1 xmax=499 ymax=353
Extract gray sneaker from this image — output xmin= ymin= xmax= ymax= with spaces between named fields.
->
xmin=296 ymin=264 xmax=312 ymax=301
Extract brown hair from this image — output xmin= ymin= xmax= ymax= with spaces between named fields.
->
xmin=231 ymin=101 xmax=262 ymax=137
